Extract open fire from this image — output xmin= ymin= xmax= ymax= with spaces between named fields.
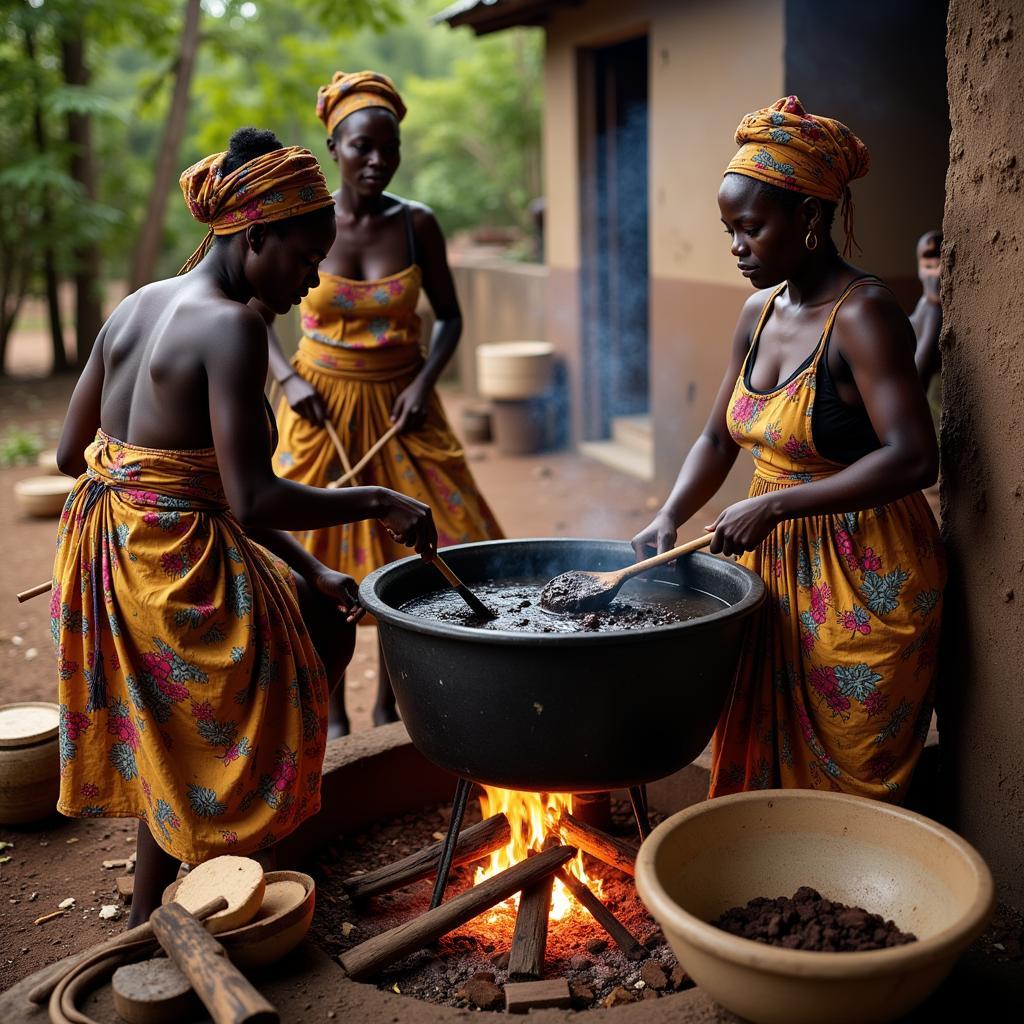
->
xmin=474 ymin=787 xmax=603 ymax=921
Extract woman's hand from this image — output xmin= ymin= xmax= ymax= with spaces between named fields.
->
xmin=631 ymin=510 xmax=679 ymax=559
xmin=312 ymin=568 xmax=365 ymax=624
xmin=378 ymin=490 xmax=437 ymax=555
xmin=390 ymin=379 xmax=430 ymax=434
xmin=916 ymin=230 xmax=942 ymax=306
xmin=282 ymin=373 xmax=328 ymax=427
xmin=705 ymin=494 xmax=781 ymax=557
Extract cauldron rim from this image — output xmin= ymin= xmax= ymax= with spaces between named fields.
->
xmin=359 ymin=537 xmax=765 ymax=648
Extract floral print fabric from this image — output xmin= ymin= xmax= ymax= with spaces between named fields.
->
xmin=710 ymin=280 xmax=946 ymax=802
xmin=52 ymin=432 xmax=328 ymax=862
xmin=299 ymin=266 xmax=422 ymax=351
xmin=274 ymin=337 xmax=502 ymax=585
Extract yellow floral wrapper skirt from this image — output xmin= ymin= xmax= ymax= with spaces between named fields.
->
xmin=273 ymin=338 xmax=503 ymax=581
xmin=710 ymin=280 xmax=946 ymax=803
xmin=52 ymin=432 xmax=328 ymax=863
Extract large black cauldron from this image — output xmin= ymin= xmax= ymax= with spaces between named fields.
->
xmin=359 ymin=539 xmax=765 ymax=793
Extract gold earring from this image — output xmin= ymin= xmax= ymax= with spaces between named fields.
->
xmin=805 ymin=230 xmax=818 ymax=251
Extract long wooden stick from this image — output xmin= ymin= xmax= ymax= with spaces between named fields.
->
xmin=150 ymin=902 xmax=278 ymax=1024
xmin=17 ymin=579 xmax=51 ymax=603
xmin=554 ymin=868 xmax=646 ymax=961
xmin=323 ymin=420 xmax=354 ymax=485
xmin=343 ymin=813 xmax=511 ymax=901
xmin=327 ymin=422 xmax=400 ymax=489
xmin=508 ymin=873 xmax=553 ymax=981
xmin=339 ymin=844 xmax=576 ymax=980
xmin=29 ymin=897 xmax=227 ymax=1005
xmin=558 ymin=813 xmax=637 ymax=877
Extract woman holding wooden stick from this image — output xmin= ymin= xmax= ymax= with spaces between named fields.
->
xmin=51 ymin=128 xmax=436 ymax=925
xmin=633 ymin=97 xmax=945 ymax=803
xmin=260 ymin=71 xmax=503 ymax=735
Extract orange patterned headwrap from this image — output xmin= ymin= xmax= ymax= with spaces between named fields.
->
xmin=725 ymin=96 xmax=870 ymax=256
xmin=178 ymin=145 xmax=334 ymax=274
xmin=316 ymin=70 xmax=406 ymax=137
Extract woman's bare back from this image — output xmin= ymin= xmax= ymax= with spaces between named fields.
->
xmin=98 ymin=276 xmax=260 ymax=451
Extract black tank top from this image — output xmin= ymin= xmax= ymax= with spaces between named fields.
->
xmin=743 ymin=275 xmax=882 ymax=465
xmin=812 ymin=277 xmax=883 ymax=464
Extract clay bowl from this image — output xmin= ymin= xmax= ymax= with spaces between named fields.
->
xmin=37 ymin=448 xmax=61 ymax=475
xmin=635 ymin=790 xmax=994 ymax=1024
xmin=14 ymin=475 xmax=73 ymax=517
xmin=162 ymin=869 xmax=314 ymax=970
xmin=0 ymin=702 xmax=60 ymax=824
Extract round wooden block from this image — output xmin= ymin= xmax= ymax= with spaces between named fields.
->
xmin=112 ymin=958 xmax=201 ymax=1024
xmin=171 ymin=855 xmax=265 ymax=934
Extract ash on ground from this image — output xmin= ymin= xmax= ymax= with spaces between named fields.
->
xmin=311 ymin=797 xmax=694 ymax=1010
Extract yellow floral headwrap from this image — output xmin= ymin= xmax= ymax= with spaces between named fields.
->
xmin=178 ymin=145 xmax=334 ymax=274
xmin=316 ymin=70 xmax=406 ymax=138
xmin=725 ymin=96 xmax=870 ymax=256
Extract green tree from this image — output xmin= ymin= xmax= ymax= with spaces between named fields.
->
xmin=400 ymin=28 xmax=542 ymax=234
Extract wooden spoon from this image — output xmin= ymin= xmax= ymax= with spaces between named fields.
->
xmin=540 ymin=532 xmax=715 ymax=614
xmin=423 ymin=551 xmax=497 ymax=620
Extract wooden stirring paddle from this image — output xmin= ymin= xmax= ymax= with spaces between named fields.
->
xmin=423 ymin=551 xmax=497 ymax=620
xmin=540 ymin=532 xmax=715 ymax=614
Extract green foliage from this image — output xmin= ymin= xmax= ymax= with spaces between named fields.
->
xmin=0 ymin=428 xmax=43 ymax=467
xmin=5 ymin=0 xmax=543 ymax=291
xmin=401 ymin=30 xmax=542 ymax=232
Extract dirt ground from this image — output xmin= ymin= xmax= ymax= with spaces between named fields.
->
xmin=0 ymin=363 xmax=686 ymax=993
xmin=0 ymin=332 xmax=947 ymax=1000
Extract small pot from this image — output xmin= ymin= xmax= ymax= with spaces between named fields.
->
xmin=0 ymin=702 xmax=60 ymax=825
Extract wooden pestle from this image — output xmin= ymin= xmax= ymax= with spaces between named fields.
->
xmin=149 ymin=901 xmax=278 ymax=1024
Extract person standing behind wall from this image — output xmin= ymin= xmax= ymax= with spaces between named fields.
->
xmin=911 ymin=229 xmax=942 ymax=434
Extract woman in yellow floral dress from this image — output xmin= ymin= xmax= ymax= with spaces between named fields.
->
xmin=52 ymin=128 xmax=435 ymax=925
xmin=261 ymin=71 xmax=502 ymax=734
xmin=632 ymin=97 xmax=945 ymax=803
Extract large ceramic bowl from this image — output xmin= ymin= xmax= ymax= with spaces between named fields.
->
xmin=635 ymin=790 xmax=994 ymax=1024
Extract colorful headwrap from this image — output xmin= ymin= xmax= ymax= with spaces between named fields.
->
xmin=725 ymin=96 xmax=870 ymax=256
xmin=178 ymin=145 xmax=334 ymax=274
xmin=316 ymin=70 xmax=406 ymax=138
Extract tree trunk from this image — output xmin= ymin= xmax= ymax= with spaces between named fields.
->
xmin=25 ymin=26 xmax=69 ymax=375
xmin=129 ymin=0 xmax=202 ymax=292
xmin=61 ymin=32 xmax=104 ymax=367
xmin=0 ymin=245 xmax=30 ymax=377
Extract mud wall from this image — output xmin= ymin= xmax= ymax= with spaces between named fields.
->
xmin=942 ymin=0 xmax=1024 ymax=908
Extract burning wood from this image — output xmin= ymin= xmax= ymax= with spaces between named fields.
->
xmin=554 ymin=868 xmax=647 ymax=961
xmin=559 ymin=812 xmax=638 ymax=877
xmin=339 ymin=844 xmax=578 ymax=979
xmin=508 ymin=873 xmax=554 ymax=980
xmin=341 ymin=813 xmax=511 ymax=901
xmin=474 ymin=787 xmax=602 ymax=920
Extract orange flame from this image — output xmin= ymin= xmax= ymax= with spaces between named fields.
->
xmin=474 ymin=787 xmax=602 ymax=921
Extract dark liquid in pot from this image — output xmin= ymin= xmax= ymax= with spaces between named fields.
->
xmin=400 ymin=576 xmax=726 ymax=633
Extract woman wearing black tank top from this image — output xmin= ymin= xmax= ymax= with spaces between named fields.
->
xmin=633 ymin=97 xmax=945 ymax=803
